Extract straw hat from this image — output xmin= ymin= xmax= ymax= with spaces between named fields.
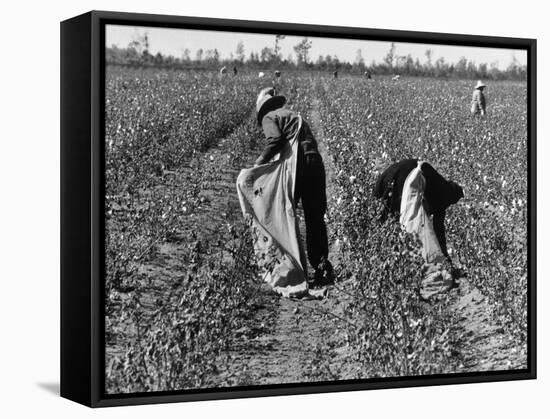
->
xmin=256 ymin=87 xmax=286 ymax=124
xmin=475 ymin=80 xmax=486 ymax=89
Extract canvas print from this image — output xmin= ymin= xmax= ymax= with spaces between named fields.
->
xmin=104 ymin=24 xmax=529 ymax=394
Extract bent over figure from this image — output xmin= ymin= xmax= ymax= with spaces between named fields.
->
xmin=373 ymin=159 xmax=464 ymax=263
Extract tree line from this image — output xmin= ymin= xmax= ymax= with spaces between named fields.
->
xmin=106 ymin=34 xmax=527 ymax=81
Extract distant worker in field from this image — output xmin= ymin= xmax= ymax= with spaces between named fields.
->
xmin=333 ymin=70 xmax=338 ymax=79
xmin=471 ymin=80 xmax=487 ymax=116
xmin=373 ymin=159 xmax=464 ymax=298
xmin=233 ymin=66 xmax=238 ymax=76
xmin=274 ymin=70 xmax=281 ymax=78
xmin=364 ymin=70 xmax=372 ymax=79
xmin=373 ymin=159 xmax=464 ymax=264
xmin=236 ymin=87 xmax=335 ymax=295
xmin=220 ymin=66 xmax=227 ymax=75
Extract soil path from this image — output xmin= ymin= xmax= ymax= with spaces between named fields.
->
xmin=216 ymin=103 xmax=359 ymax=386
xmin=448 ymin=280 xmax=527 ymax=371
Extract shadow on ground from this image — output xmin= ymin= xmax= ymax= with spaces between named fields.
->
xmin=37 ymin=382 xmax=59 ymax=396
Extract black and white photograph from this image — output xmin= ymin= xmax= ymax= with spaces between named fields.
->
xmin=102 ymin=21 xmax=531 ymax=395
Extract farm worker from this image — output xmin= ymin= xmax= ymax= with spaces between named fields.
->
xmin=233 ymin=66 xmax=238 ymax=75
xmin=364 ymin=71 xmax=372 ymax=79
xmin=333 ymin=70 xmax=338 ymax=79
xmin=373 ymin=159 xmax=464 ymax=264
xmin=471 ymin=80 xmax=487 ymax=116
xmin=220 ymin=66 xmax=227 ymax=75
xmin=274 ymin=70 xmax=281 ymax=78
xmin=254 ymin=87 xmax=335 ymax=286
xmin=258 ymin=71 xmax=265 ymax=78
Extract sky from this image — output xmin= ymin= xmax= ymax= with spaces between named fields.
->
xmin=106 ymin=24 xmax=527 ymax=70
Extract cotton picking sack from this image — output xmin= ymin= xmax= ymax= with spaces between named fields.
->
xmin=400 ymin=162 xmax=453 ymax=299
xmin=236 ymin=117 xmax=309 ymax=298
xmin=399 ymin=161 xmax=446 ymax=264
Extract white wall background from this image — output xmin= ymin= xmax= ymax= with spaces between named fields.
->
xmin=1 ymin=0 xmax=546 ymax=416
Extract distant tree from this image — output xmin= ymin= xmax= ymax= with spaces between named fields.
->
xmin=456 ymin=56 xmax=468 ymax=76
xmin=414 ymin=58 xmax=421 ymax=74
xmin=204 ymin=49 xmax=220 ymax=65
xmin=355 ymin=49 xmax=365 ymax=71
xmin=383 ymin=43 xmax=396 ymax=70
xmin=434 ymin=57 xmax=447 ymax=77
xmin=395 ymin=55 xmax=408 ymax=70
xmin=467 ymin=60 xmax=477 ymax=78
xmin=260 ymin=47 xmax=275 ymax=63
xmin=488 ymin=61 xmax=500 ymax=80
xmin=274 ymin=35 xmax=286 ymax=61
xmin=506 ymin=54 xmax=525 ymax=79
xmin=425 ymin=49 xmax=433 ymax=67
xmin=403 ymin=54 xmax=415 ymax=74
xmin=424 ymin=49 xmax=433 ymax=76
xmin=236 ymin=41 xmax=246 ymax=63
xmin=249 ymin=51 xmax=260 ymax=65
xmin=154 ymin=52 xmax=163 ymax=65
xmin=195 ymin=48 xmax=204 ymax=62
xmin=478 ymin=62 xmax=488 ymax=79
xmin=128 ymin=31 xmax=150 ymax=56
xmin=325 ymin=54 xmax=334 ymax=70
xmin=181 ymin=48 xmax=191 ymax=62
xmin=293 ymin=37 xmax=312 ymax=67
xmin=332 ymin=55 xmax=342 ymax=70
xmin=316 ymin=55 xmax=325 ymax=70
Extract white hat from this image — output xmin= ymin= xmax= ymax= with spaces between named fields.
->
xmin=255 ymin=87 xmax=286 ymax=124
xmin=258 ymin=71 xmax=265 ymax=78
xmin=475 ymin=80 xmax=486 ymax=89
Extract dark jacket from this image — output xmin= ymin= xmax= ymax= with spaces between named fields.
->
xmin=373 ymin=159 xmax=464 ymax=258
xmin=256 ymin=108 xmax=320 ymax=165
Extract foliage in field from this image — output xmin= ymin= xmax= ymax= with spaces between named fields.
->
xmin=105 ymin=68 xmax=528 ymax=393
xmin=105 ymin=67 xmax=258 ymax=291
xmin=105 ymin=68 xmax=266 ymax=393
xmin=314 ymin=76 xmax=528 ymax=356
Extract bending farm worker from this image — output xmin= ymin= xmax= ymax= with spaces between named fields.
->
xmin=254 ymin=87 xmax=335 ymax=287
xmin=471 ymin=80 xmax=487 ymax=116
xmin=373 ymin=159 xmax=464 ymax=264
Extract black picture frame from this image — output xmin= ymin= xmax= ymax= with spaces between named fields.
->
xmin=61 ymin=10 xmax=537 ymax=408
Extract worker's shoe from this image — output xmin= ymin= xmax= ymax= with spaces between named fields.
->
xmin=311 ymin=258 xmax=335 ymax=287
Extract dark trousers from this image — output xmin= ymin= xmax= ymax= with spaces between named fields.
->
xmin=294 ymin=151 xmax=329 ymax=270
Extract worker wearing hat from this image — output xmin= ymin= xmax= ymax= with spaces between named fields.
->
xmin=471 ymin=80 xmax=487 ymax=116
xmin=254 ymin=87 xmax=334 ymax=286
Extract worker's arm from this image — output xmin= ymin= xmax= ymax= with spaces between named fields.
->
xmin=433 ymin=209 xmax=450 ymax=261
xmin=255 ymin=113 xmax=286 ymax=165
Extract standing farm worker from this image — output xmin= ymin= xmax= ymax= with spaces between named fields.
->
xmin=471 ymin=80 xmax=487 ymax=116
xmin=373 ymin=159 xmax=464 ymax=298
xmin=236 ymin=87 xmax=334 ymax=297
